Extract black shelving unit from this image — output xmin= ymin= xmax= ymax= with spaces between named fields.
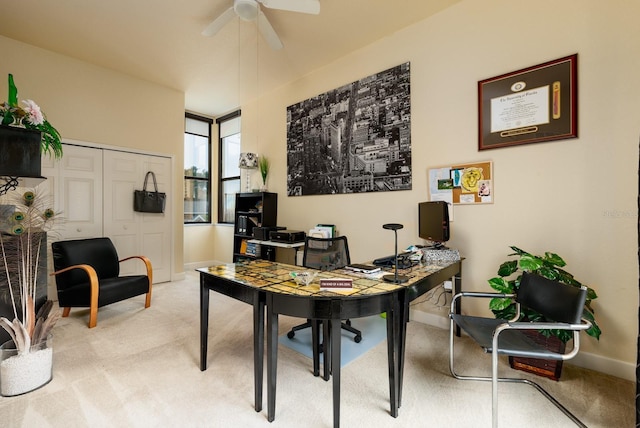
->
xmin=233 ymin=192 xmax=278 ymax=262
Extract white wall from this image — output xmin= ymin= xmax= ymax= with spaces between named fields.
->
xmin=0 ymin=35 xmax=186 ymax=278
xmin=221 ymin=0 xmax=640 ymax=379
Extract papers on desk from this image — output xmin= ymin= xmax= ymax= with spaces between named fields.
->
xmin=345 ymin=264 xmax=381 ymax=274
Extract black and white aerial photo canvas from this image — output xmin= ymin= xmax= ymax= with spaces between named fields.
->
xmin=286 ymin=62 xmax=411 ymax=196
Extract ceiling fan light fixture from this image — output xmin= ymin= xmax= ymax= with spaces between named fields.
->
xmin=235 ymin=0 xmax=259 ymax=21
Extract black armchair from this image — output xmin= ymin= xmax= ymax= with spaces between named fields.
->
xmin=51 ymin=237 xmax=153 ymax=328
xmin=449 ymin=271 xmax=591 ymax=428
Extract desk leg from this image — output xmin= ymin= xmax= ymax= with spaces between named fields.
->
xmin=397 ymin=298 xmax=409 ymax=411
xmin=267 ymin=304 xmax=278 ymax=422
xmin=331 ymin=316 xmax=341 ymax=428
xmin=386 ymin=300 xmax=399 ymax=418
xmin=254 ymin=294 xmax=264 ymax=412
xmin=199 ymin=277 xmax=209 ymax=371
xmin=323 ymin=319 xmax=331 ymax=381
xmin=312 ymin=319 xmax=320 ymax=377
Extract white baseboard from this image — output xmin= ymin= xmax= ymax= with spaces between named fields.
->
xmin=410 ymin=309 xmax=635 ymax=382
xmin=410 ymin=308 xmax=450 ymax=330
xmin=171 ymin=271 xmax=186 ymax=281
xmin=570 ymin=351 xmax=635 ymax=381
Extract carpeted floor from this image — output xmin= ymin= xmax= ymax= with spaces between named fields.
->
xmin=0 ymin=272 xmax=634 ymax=427
xmin=279 ymin=315 xmax=387 ymax=367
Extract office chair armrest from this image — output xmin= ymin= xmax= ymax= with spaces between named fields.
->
xmin=450 ymin=291 xmax=516 ymax=316
xmin=119 ymin=255 xmax=153 ymax=284
xmin=504 ymin=320 xmax=591 ymax=332
xmin=494 ymin=319 xmax=593 ymax=360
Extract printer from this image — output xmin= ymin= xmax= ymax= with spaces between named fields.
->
xmin=253 ymin=226 xmax=285 ymax=241
xmin=269 ymin=229 xmax=306 ymax=243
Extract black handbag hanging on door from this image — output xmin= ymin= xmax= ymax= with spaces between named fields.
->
xmin=133 ymin=171 xmax=166 ymax=213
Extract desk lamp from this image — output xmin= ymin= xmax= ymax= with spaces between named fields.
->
xmin=382 ymin=223 xmax=408 ymax=284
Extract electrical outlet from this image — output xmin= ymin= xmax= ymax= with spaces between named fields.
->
xmin=443 ymin=280 xmax=453 ymax=291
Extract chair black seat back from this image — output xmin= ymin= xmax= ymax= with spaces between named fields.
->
xmin=52 ymin=237 xmax=120 ymax=289
xmin=303 ymin=236 xmax=351 ymax=271
xmin=516 ymin=271 xmax=587 ymax=324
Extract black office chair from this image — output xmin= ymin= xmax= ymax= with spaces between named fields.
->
xmin=287 ymin=236 xmax=362 ymax=344
xmin=449 ymin=271 xmax=591 ymax=428
xmin=51 ymin=237 xmax=153 ymax=328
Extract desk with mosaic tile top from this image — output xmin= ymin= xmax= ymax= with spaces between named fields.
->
xmin=198 ymin=258 xmax=462 ymax=428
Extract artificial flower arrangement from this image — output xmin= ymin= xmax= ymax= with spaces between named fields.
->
xmin=0 ymin=74 xmax=62 ymax=159
xmin=0 ymin=190 xmax=59 ymax=354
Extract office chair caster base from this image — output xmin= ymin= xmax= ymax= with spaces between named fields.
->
xmin=354 ymin=335 xmax=362 ymax=343
xmin=287 ymin=331 xmax=295 ymax=339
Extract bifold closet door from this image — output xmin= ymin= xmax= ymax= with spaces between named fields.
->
xmin=42 ymin=144 xmax=104 ymax=240
xmin=103 ymin=150 xmax=172 ymax=283
xmin=42 ymin=144 xmax=104 ymax=298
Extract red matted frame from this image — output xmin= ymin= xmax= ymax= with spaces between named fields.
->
xmin=478 ymin=54 xmax=578 ymax=150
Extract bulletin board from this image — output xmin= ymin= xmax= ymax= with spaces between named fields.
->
xmin=428 ymin=161 xmax=493 ymax=205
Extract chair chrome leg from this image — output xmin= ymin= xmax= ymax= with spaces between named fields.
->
xmin=449 ymin=317 xmax=587 ymax=428
xmin=491 ymin=348 xmax=499 ymax=428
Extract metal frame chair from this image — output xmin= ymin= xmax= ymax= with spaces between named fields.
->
xmin=449 ymin=271 xmax=591 ymax=428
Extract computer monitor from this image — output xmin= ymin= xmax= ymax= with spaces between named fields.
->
xmin=418 ymin=201 xmax=450 ymax=248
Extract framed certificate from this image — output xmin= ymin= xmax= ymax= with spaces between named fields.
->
xmin=478 ymin=54 xmax=578 ymax=150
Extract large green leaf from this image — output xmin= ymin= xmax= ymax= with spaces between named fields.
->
xmin=518 ymin=254 xmax=543 ymax=271
xmin=582 ymin=309 xmax=601 ymax=340
xmin=7 ymin=74 xmax=18 ymax=107
xmin=543 ymin=251 xmax=566 ymax=267
xmin=537 ymin=265 xmax=559 ymax=280
xmin=508 ymin=246 xmax=528 ymax=256
xmin=489 ymin=297 xmax=512 ymax=311
xmin=491 ymin=304 xmax=517 ymax=320
xmin=488 ymin=277 xmax=512 ymax=293
xmin=552 ymin=268 xmax=577 ymax=285
xmin=1 ymin=110 xmax=13 ymax=125
xmin=497 ymin=260 xmax=517 ymax=277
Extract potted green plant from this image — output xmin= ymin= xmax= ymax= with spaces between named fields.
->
xmin=0 ymin=74 xmax=63 ymax=159
xmin=0 ymin=190 xmax=60 ymax=396
xmin=488 ymin=246 xmax=601 ymax=379
xmin=259 ymin=155 xmax=270 ymax=191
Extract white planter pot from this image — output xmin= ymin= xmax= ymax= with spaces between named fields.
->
xmin=0 ymin=335 xmax=53 ymax=396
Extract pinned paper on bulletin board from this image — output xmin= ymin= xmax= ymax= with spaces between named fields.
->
xmin=428 ymin=161 xmax=493 ymax=205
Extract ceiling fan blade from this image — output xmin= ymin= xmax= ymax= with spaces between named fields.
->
xmin=259 ymin=0 xmax=320 ymax=15
xmin=202 ymin=7 xmax=236 ymax=37
xmin=257 ymin=10 xmax=283 ymax=50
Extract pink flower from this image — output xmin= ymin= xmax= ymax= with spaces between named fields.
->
xmin=21 ymin=99 xmax=44 ymax=125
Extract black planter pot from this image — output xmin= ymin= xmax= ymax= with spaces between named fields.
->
xmin=0 ymin=125 xmax=42 ymax=178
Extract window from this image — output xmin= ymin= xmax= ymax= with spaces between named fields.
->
xmin=184 ymin=113 xmax=213 ymax=223
xmin=217 ymin=110 xmax=241 ymax=224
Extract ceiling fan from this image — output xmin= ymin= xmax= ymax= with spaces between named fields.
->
xmin=202 ymin=0 xmax=320 ymax=50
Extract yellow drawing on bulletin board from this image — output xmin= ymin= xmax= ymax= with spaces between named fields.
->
xmin=429 ymin=161 xmax=493 ymax=205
